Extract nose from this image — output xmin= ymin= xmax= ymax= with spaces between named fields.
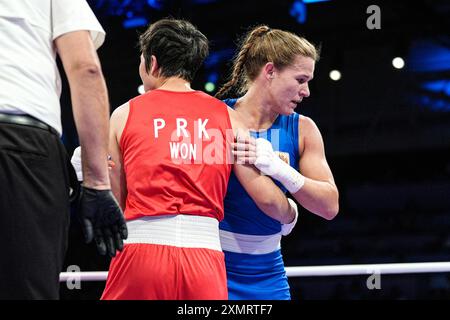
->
xmin=300 ymin=83 xmax=310 ymax=98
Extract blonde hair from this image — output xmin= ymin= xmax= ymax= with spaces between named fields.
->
xmin=216 ymin=25 xmax=319 ymax=99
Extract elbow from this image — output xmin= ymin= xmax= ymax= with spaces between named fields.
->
xmin=70 ymin=61 xmax=103 ymax=79
xmin=322 ymin=203 xmax=339 ymax=220
xmin=80 ymin=64 xmax=103 ymax=78
xmin=322 ymin=189 xmax=339 ymax=220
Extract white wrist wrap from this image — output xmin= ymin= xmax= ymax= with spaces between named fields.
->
xmin=254 ymin=138 xmax=305 ymax=194
xmin=281 ymin=198 xmax=299 ymax=236
xmin=272 ymin=161 xmax=305 ymax=194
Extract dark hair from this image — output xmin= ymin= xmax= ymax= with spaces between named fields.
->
xmin=216 ymin=25 xmax=319 ymax=99
xmin=139 ymin=18 xmax=209 ymax=82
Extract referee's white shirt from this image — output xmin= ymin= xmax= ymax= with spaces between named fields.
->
xmin=0 ymin=0 xmax=105 ymax=136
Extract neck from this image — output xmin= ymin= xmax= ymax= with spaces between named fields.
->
xmin=236 ymin=86 xmax=279 ymax=130
xmin=156 ymin=77 xmax=193 ymax=92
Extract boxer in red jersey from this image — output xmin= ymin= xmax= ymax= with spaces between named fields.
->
xmin=101 ymin=18 xmax=233 ymax=300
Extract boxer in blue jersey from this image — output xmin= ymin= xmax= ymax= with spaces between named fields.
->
xmin=216 ymin=26 xmax=339 ymax=300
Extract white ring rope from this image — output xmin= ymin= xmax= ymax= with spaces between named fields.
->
xmin=285 ymin=262 xmax=450 ymax=277
xmin=59 ymin=262 xmax=450 ymax=282
xmin=60 ymin=271 xmax=108 ymax=282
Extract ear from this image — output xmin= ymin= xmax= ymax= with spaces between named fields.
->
xmin=150 ymin=55 xmax=159 ymax=76
xmin=262 ymin=62 xmax=276 ymax=80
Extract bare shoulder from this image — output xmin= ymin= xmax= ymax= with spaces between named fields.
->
xmin=299 ymin=114 xmax=322 ymax=138
xmin=298 ymin=115 xmax=325 ymax=155
xmin=111 ymin=101 xmax=130 ymax=121
xmin=110 ymin=101 xmax=130 ymax=139
xmin=299 ymin=114 xmax=317 ymax=130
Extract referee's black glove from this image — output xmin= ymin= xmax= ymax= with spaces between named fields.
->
xmin=77 ymin=186 xmax=128 ymax=257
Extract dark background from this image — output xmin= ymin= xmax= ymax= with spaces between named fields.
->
xmin=59 ymin=0 xmax=450 ymax=300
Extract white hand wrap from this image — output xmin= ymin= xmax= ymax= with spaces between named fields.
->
xmin=71 ymin=146 xmax=83 ymax=182
xmin=254 ymin=138 xmax=305 ymax=194
xmin=281 ymin=198 xmax=299 ymax=236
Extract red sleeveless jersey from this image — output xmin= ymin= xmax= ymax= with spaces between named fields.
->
xmin=120 ymin=89 xmax=232 ymax=221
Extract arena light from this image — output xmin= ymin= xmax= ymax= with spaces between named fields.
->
xmin=302 ymin=0 xmax=331 ymax=3
xmin=138 ymin=84 xmax=145 ymax=94
xmin=329 ymin=70 xmax=342 ymax=81
xmin=421 ymin=80 xmax=450 ymax=96
xmin=205 ymin=82 xmax=216 ymax=93
xmin=290 ymin=0 xmax=332 ymax=24
xmin=123 ymin=17 xmax=148 ymax=29
xmin=204 ymin=72 xmax=218 ymax=93
xmin=409 ymin=39 xmax=450 ymax=72
xmin=147 ymin=0 xmax=163 ymax=10
xmin=392 ymin=57 xmax=405 ymax=69
xmin=413 ymin=80 xmax=450 ymax=112
xmin=290 ymin=1 xmax=307 ymax=24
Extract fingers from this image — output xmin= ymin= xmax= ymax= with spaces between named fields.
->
xmin=232 ymin=150 xmax=256 ymax=164
xmin=80 ymin=218 xmax=94 ymax=243
xmin=94 ymin=229 xmax=107 ymax=256
xmin=94 ymin=225 xmax=125 ymax=257
xmin=112 ymin=206 xmax=128 ymax=242
xmin=98 ymin=211 xmax=127 ymax=257
xmin=102 ymin=206 xmax=127 ymax=256
xmin=114 ymin=232 xmax=124 ymax=252
xmin=111 ymin=224 xmax=124 ymax=252
xmin=233 ymin=136 xmax=256 ymax=164
xmin=94 ymin=228 xmax=119 ymax=257
xmin=103 ymin=228 xmax=116 ymax=258
xmin=233 ymin=142 xmax=256 ymax=152
xmin=108 ymin=159 xmax=116 ymax=171
xmin=118 ymin=221 xmax=128 ymax=240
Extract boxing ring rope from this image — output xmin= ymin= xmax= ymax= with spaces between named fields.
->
xmin=59 ymin=261 xmax=450 ymax=282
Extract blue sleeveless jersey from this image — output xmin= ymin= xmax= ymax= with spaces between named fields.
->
xmin=220 ymin=98 xmax=301 ymax=300
xmin=220 ymin=98 xmax=300 ymax=236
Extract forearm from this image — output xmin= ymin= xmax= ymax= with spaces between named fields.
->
xmin=110 ymin=172 xmax=127 ymax=211
xmin=109 ymin=160 xmax=127 ymax=211
xmin=292 ymin=178 xmax=339 ymax=220
xmin=69 ymin=65 xmax=110 ymax=189
xmin=253 ymin=179 xmax=296 ymax=224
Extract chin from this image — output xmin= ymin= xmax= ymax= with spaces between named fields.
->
xmin=284 ymin=106 xmax=296 ymax=115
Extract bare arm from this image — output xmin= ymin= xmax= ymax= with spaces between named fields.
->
xmin=55 ymin=30 xmax=110 ymax=190
xmin=109 ymin=102 xmax=130 ymax=210
xmin=228 ymin=107 xmax=296 ymax=224
xmin=293 ymin=116 xmax=339 ymax=220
